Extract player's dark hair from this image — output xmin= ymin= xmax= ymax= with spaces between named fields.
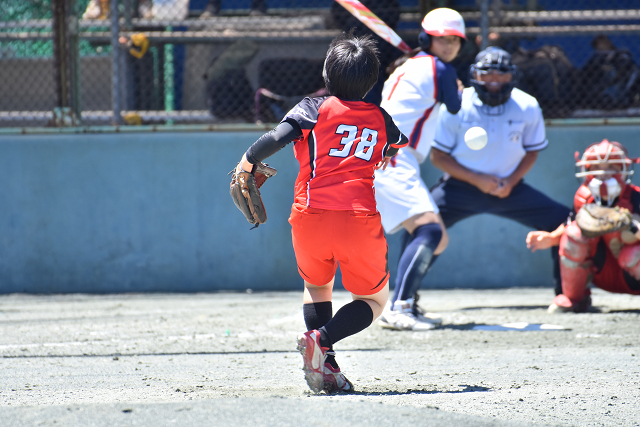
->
xmin=323 ymin=32 xmax=380 ymax=100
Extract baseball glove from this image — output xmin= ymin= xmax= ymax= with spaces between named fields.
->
xmin=229 ymin=162 xmax=277 ymax=227
xmin=575 ymin=203 xmax=632 ymax=238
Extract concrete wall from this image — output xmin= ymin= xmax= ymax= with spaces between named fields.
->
xmin=1 ymin=125 xmax=639 ymax=294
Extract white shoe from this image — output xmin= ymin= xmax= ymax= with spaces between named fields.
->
xmin=379 ymin=301 xmax=436 ymax=331
xmin=409 ymin=299 xmax=442 ymax=326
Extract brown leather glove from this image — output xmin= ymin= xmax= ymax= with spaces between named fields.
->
xmin=229 ymin=162 xmax=277 ymax=228
xmin=576 ymin=203 xmax=633 ymax=238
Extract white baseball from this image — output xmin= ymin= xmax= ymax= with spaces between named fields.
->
xmin=464 ymin=126 xmax=488 ymax=150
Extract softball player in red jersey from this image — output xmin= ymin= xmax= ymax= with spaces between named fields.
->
xmin=235 ymin=34 xmax=408 ymax=393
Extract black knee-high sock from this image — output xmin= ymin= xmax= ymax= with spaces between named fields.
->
xmin=319 ymin=300 xmax=374 ymax=348
xmin=303 ymin=302 xmax=339 ymax=368
xmin=303 ymin=301 xmax=333 ymax=331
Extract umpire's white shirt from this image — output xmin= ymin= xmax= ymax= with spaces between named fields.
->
xmin=432 ymin=87 xmax=547 ymax=178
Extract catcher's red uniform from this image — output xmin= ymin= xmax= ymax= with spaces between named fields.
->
xmin=558 ymin=184 xmax=640 ymax=305
xmin=285 ymin=96 xmax=408 ymax=294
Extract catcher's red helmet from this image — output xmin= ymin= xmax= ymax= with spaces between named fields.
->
xmin=575 ymin=139 xmax=636 ymax=205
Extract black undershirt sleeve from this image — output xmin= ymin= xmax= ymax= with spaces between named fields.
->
xmin=385 ymin=145 xmax=400 ymax=158
xmin=245 ymin=119 xmax=303 ymax=165
xmin=379 ymin=106 xmax=408 ymax=158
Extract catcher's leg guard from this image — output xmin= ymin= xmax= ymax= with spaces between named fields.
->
xmin=549 ymin=293 xmax=592 ymax=313
xmin=601 ymin=231 xmax=624 ymax=258
xmin=557 ymin=222 xmax=598 ymax=310
xmin=617 ymin=243 xmax=640 ymax=280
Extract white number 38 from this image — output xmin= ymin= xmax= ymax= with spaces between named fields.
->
xmin=329 ymin=124 xmax=378 ymax=162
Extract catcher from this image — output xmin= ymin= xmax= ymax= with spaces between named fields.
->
xmin=526 ymin=139 xmax=640 ymax=313
xmin=231 ymin=33 xmax=408 ymax=393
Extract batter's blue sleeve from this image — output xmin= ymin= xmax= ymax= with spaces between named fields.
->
xmin=435 ymin=60 xmax=462 ymax=114
xmin=431 ymin=104 xmax=459 ymax=154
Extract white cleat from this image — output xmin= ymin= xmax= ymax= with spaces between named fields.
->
xmin=379 ymin=301 xmax=437 ymax=331
xmin=409 ymin=298 xmax=443 ymax=326
xmin=414 ymin=310 xmax=443 ymax=326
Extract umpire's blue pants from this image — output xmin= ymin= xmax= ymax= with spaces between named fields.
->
xmin=430 ymin=177 xmax=571 ymax=292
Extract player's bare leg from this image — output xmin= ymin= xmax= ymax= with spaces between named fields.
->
xmin=302 ymin=278 xmax=334 ymax=304
xmin=380 ymin=212 xmax=446 ymax=330
xmin=352 ymin=280 xmax=390 ymax=319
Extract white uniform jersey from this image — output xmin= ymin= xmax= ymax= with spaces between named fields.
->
xmin=374 ymin=148 xmax=439 ymax=234
xmin=432 ymin=87 xmax=547 ymax=178
xmin=380 ymin=52 xmax=440 ymax=164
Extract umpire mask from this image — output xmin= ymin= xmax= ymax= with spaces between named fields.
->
xmin=470 ymin=47 xmax=517 ymax=107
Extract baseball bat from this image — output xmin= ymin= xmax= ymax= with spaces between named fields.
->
xmin=335 ymin=0 xmax=412 ymax=54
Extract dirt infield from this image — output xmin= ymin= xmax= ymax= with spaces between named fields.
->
xmin=1 ymin=288 xmax=639 ymax=426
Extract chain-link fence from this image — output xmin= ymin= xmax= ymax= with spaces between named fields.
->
xmin=455 ymin=0 xmax=640 ymax=119
xmin=1 ymin=0 xmax=639 ymax=127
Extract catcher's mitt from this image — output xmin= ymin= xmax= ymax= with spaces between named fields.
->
xmin=575 ymin=203 xmax=632 ymax=238
xmin=229 ymin=162 xmax=277 ymax=227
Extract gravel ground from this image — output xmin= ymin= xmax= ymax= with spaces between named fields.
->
xmin=1 ymin=288 xmax=639 ymax=426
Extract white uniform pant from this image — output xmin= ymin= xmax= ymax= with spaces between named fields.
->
xmin=374 ymin=148 xmax=438 ymax=235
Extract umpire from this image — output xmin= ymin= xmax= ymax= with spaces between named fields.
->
xmin=430 ymin=47 xmax=570 ymax=293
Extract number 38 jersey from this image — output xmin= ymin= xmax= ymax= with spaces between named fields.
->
xmin=283 ymin=96 xmax=408 ymax=212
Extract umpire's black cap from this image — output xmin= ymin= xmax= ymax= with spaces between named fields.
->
xmin=474 ymin=46 xmax=515 ymax=72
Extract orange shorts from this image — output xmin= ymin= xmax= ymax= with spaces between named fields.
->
xmin=288 ymin=204 xmax=389 ymax=295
